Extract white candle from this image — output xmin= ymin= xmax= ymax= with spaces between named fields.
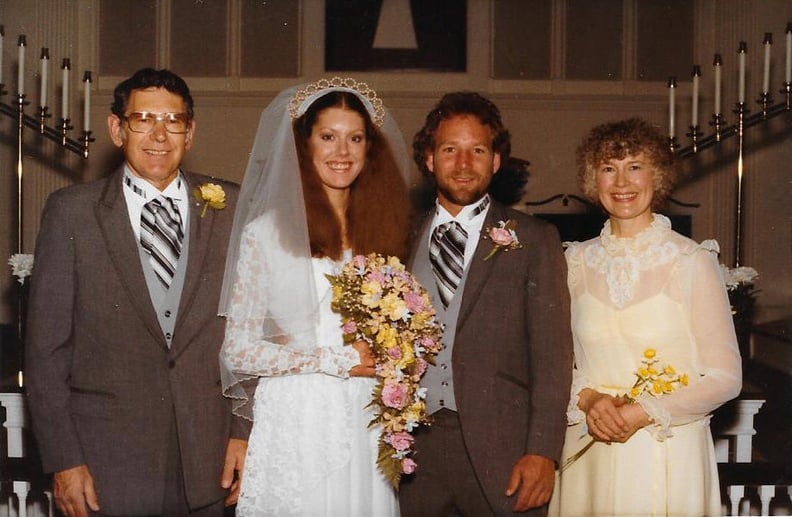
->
xmin=40 ymin=48 xmax=49 ymax=107
xmin=0 ymin=26 xmax=5 ymax=85
xmin=668 ymin=77 xmax=676 ymax=138
xmin=62 ymin=59 xmax=70 ymax=120
xmin=83 ymin=71 xmax=91 ymax=132
xmin=714 ymin=54 xmax=723 ymax=114
xmin=17 ymin=35 xmax=26 ymax=96
xmin=762 ymin=33 xmax=772 ymax=94
xmin=786 ymin=23 xmax=791 ymax=84
xmin=738 ymin=42 xmax=747 ymax=104
xmin=691 ymin=66 xmax=700 ymax=127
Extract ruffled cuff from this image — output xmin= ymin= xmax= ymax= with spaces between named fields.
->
xmin=566 ymin=371 xmax=596 ymax=424
xmin=635 ymin=394 xmax=673 ymax=441
xmin=318 ymin=346 xmax=360 ymax=378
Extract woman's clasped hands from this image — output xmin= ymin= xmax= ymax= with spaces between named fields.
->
xmin=578 ymin=388 xmax=651 ymax=443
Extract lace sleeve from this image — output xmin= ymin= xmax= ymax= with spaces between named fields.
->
xmin=221 ymin=223 xmax=359 ymax=379
xmin=567 ymin=367 xmax=596 ymax=424
xmin=637 ymin=243 xmax=742 ymax=440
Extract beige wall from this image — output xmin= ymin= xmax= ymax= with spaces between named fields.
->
xmin=0 ymin=0 xmax=791 ymax=324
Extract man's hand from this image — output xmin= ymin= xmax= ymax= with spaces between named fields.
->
xmin=221 ymin=438 xmax=248 ymax=506
xmin=53 ymin=464 xmax=100 ymax=517
xmin=504 ymin=454 xmax=555 ymax=512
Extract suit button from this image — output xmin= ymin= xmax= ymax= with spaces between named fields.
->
xmin=439 ymin=399 xmax=445 ymax=406
xmin=168 ymin=359 xmax=176 ymax=369
xmin=165 ymin=332 xmax=172 ymax=340
xmin=441 ymin=381 xmax=448 ymax=387
xmin=164 ymin=310 xmax=171 ymax=318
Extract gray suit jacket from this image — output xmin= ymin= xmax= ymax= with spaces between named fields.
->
xmin=409 ymin=201 xmax=573 ymax=514
xmin=26 ymin=168 xmax=246 ymax=515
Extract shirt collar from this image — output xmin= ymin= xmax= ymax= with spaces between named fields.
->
xmin=123 ymin=167 xmax=183 ymax=200
xmin=434 ymin=195 xmax=491 ymax=224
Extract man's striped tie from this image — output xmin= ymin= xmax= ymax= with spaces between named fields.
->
xmin=140 ymin=196 xmax=184 ymax=289
xmin=429 ymin=221 xmax=468 ymax=308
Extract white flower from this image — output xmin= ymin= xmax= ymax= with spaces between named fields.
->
xmin=720 ymin=264 xmax=759 ymax=290
xmin=8 ymin=254 xmax=34 ymax=285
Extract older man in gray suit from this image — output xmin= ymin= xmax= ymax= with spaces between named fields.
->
xmin=26 ymin=68 xmax=248 ymax=517
xmin=400 ymin=92 xmax=573 ymax=516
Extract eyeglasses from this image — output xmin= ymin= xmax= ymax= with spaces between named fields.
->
xmin=123 ymin=112 xmax=191 ymax=134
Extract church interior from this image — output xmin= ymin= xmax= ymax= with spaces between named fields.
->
xmin=0 ymin=1 xmax=791 ymax=514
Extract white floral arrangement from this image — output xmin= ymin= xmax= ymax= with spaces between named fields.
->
xmin=8 ymin=254 xmax=34 ymax=285
xmin=720 ymin=265 xmax=759 ymax=290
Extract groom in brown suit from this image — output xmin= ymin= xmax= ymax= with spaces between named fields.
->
xmin=400 ymin=92 xmax=573 ymax=516
xmin=26 ymin=69 xmax=248 ymax=516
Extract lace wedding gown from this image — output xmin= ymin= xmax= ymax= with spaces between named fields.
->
xmin=225 ymin=243 xmax=399 ymax=516
xmin=549 ymin=214 xmax=742 ymax=517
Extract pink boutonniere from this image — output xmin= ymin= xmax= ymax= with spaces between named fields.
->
xmin=483 ymin=220 xmax=522 ymax=261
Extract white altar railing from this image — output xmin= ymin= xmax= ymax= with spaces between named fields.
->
xmin=2 ymin=390 xmax=790 ymax=516
xmin=0 ymin=392 xmax=51 ymax=517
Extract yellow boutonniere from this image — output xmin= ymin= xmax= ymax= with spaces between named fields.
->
xmin=193 ymin=183 xmax=226 ymax=218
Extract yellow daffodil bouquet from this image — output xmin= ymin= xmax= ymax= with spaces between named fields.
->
xmin=560 ymin=348 xmax=688 ymax=472
xmin=326 ymin=253 xmax=443 ymax=488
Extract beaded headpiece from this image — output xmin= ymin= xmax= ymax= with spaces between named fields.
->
xmin=288 ymin=77 xmax=385 ymax=128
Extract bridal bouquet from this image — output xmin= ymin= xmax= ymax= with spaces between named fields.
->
xmin=326 ymin=253 xmax=443 ymax=488
xmin=560 ymin=348 xmax=688 ymax=472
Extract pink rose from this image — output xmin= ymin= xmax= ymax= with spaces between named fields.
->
xmin=353 ymin=255 xmax=366 ymax=268
xmin=386 ymin=431 xmax=414 ymax=451
xmin=342 ymin=320 xmax=357 ymax=334
xmin=420 ymin=336 xmax=438 ymax=352
xmin=404 ymin=292 xmax=425 ymax=313
xmin=381 ymin=381 xmax=409 ymax=409
xmin=387 ymin=346 xmax=403 ymax=360
xmin=414 ymin=358 xmax=428 ymax=377
xmin=402 ymin=458 xmax=417 ymax=474
xmin=489 ymin=227 xmax=514 ymax=246
xmin=367 ymin=270 xmax=386 ymax=284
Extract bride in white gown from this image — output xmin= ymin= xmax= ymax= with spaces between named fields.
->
xmin=218 ymin=78 xmax=411 ymax=516
xmin=549 ymin=118 xmax=742 ymax=517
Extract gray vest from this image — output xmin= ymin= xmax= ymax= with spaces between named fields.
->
xmin=138 ymin=212 xmax=190 ymax=348
xmin=413 ymin=222 xmax=469 ymax=414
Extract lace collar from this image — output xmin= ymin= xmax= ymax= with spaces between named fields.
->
xmin=586 ymin=213 xmax=679 ymax=308
xmin=600 ymin=213 xmax=671 ymax=255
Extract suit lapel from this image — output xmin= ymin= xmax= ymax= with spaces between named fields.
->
xmin=95 ymin=168 xmax=167 ymax=348
xmin=172 ymin=173 xmax=213 ymax=353
xmin=456 ymin=203 xmax=509 ymax=328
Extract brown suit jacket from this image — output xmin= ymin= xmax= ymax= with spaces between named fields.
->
xmin=25 ymin=168 xmax=246 ymax=515
xmin=409 ymin=201 xmax=573 ymax=515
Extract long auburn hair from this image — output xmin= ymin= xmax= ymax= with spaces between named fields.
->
xmin=293 ymin=91 xmax=409 ymax=261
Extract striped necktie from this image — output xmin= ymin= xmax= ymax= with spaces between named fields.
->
xmin=140 ymin=196 xmax=184 ymax=289
xmin=430 ymin=221 xmax=468 ymax=308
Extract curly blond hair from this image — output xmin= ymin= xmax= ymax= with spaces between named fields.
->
xmin=576 ymin=117 xmax=679 ymax=209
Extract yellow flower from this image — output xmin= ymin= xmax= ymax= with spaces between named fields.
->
xmin=664 ymin=365 xmax=676 ymax=375
xmin=361 ymin=280 xmax=383 ymax=306
xmin=630 ymin=387 xmax=641 ymax=398
xmin=638 ymin=367 xmax=650 ymax=378
xmin=651 ymin=380 xmax=663 ymax=394
xmin=381 ymin=292 xmax=408 ymax=320
xmin=376 ymin=325 xmax=398 ymax=349
xmin=193 ymin=183 xmax=226 ymax=218
xmin=643 ymin=348 xmax=656 ymax=359
xmin=680 ymin=373 xmax=689 ymax=386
